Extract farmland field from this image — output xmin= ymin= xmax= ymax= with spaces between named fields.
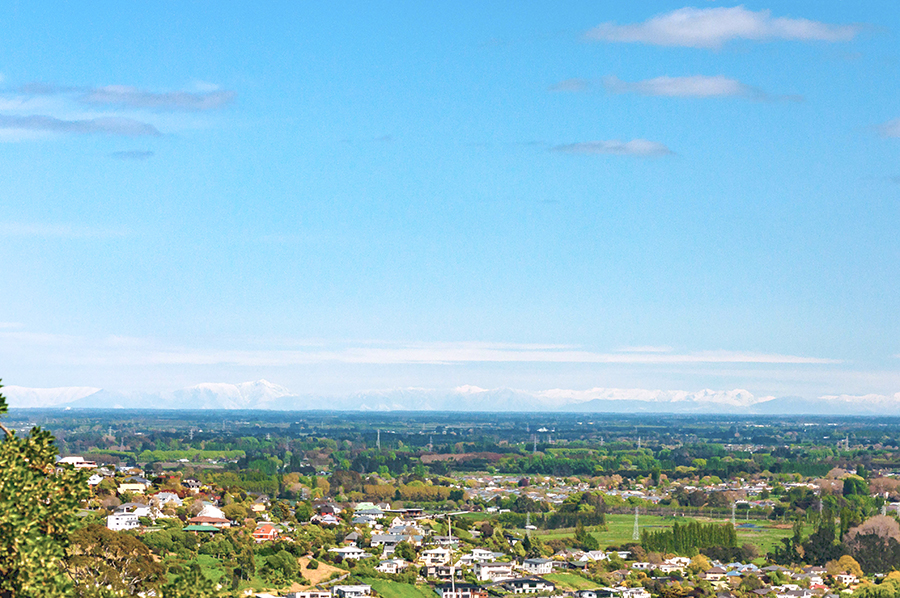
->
xmin=529 ymin=514 xmax=793 ymax=554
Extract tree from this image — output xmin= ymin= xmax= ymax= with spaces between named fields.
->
xmin=394 ymin=541 xmax=417 ymax=562
xmin=835 ymin=555 xmax=864 ymax=577
xmin=0 ymin=381 xmax=91 ymax=597
xmin=64 ymin=524 xmax=164 ymax=596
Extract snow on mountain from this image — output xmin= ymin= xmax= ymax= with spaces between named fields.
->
xmin=171 ymin=380 xmax=293 ymax=409
xmin=2 ymin=385 xmax=102 ymax=408
xmin=3 ymin=380 xmax=900 ymax=414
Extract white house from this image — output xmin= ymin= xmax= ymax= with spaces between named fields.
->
xmin=329 ymin=546 xmax=370 ymax=560
xmin=115 ymin=503 xmax=153 ymax=518
xmin=332 ymin=586 xmax=372 ymax=598
xmin=376 ymin=559 xmax=411 ymax=574
xmin=835 ymin=574 xmax=859 ymax=586
xmin=502 ymin=577 xmax=556 ymax=594
xmin=420 ymin=547 xmax=452 ymax=566
xmin=107 ymin=512 xmax=139 ymax=531
xmin=521 ymin=558 xmax=553 ymax=575
xmin=475 ymin=561 xmax=516 ymax=581
xmin=153 ymin=492 xmax=183 ymax=507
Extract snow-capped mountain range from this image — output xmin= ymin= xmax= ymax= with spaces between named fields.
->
xmin=3 ymin=380 xmax=900 ymax=414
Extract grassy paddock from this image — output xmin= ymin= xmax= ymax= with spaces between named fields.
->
xmin=528 ymin=514 xmax=793 ymax=554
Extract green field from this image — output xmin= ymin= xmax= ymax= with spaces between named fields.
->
xmin=530 ymin=514 xmax=793 ymax=554
xmin=543 ymin=573 xmax=599 ymax=590
xmin=360 ymin=577 xmax=438 ymax=598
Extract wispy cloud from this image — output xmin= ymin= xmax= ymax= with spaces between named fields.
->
xmin=0 ymin=222 xmax=128 ymax=239
xmin=604 ymin=75 xmax=768 ymax=99
xmin=110 ymin=150 xmax=155 ymax=160
xmin=80 ymin=86 xmax=235 ymax=111
xmin=551 ymin=139 xmax=673 ymax=157
xmin=877 ymin=119 xmax=900 ymax=138
xmin=0 ymin=114 xmax=159 ymax=136
xmin=617 ymin=345 xmax=673 ymax=353
xmin=586 ymin=6 xmax=863 ymax=49
xmin=0 ymin=332 xmax=839 ymax=367
xmin=0 ymin=322 xmax=23 ymax=330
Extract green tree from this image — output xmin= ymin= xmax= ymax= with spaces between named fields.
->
xmin=64 ymin=524 xmax=164 ymax=595
xmin=0 ymin=381 xmax=91 ymax=597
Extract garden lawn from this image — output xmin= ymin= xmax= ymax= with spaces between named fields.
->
xmin=359 ymin=577 xmax=437 ymax=598
xmin=543 ymin=573 xmax=598 ymax=590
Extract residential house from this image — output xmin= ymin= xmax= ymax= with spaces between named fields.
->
xmin=332 ymin=585 xmax=372 ymax=598
xmin=183 ymin=479 xmax=202 ymax=494
xmin=107 ymin=512 xmax=139 ymax=531
xmin=251 ymin=495 xmax=269 ymax=513
xmin=702 ymin=567 xmax=728 ymax=582
xmin=502 ymin=577 xmax=556 ymax=594
xmin=329 ymin=546 xmax=370 ymax=560
xmin=286 ymin=592 xmax=331 ymax=598
xmin=253 ymin=523 xmax=279 ymax=543
xmin=435 ymin=584 xmax=489 ymax=598
xmin=87 ymin=474 xmax=104 ymax=486
xmin=423 ymin=566 xmax=455 ymax=581
xmin=457 ymin=549 xmax=505 ymax=566
xmin=153 ymin=492 xmax=183 ymax=508
xmin=522 ymin=558 xmax=553 ymax=576
xmin=117 ymin=476 xmax=152 ymax=495
xmin=376 ymin=559 xmax=411 ymax=575
xmin=59 ymin=456 xmax=98 ymax=469
xmin=835 ymin=574 xmax=858 ymax=586
xmin=475 ymin=561 xmax=516 ymax=582
xmin=420 ymin=547 xmax=452 ymax=566
xmin=115 ymin=503 xmax=153 ymax=518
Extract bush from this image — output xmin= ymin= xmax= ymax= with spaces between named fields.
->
xmin=308 ymin=559 xmax=320 ymax=570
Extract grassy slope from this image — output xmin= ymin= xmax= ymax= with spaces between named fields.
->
xmin=543 ymin=573 xmax=599 ymax=590
xmin=359 ymin=577 xmax=437 ymax=598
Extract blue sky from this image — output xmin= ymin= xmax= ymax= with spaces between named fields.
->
xmin=1 ymin=2 xmax=899 ymax=400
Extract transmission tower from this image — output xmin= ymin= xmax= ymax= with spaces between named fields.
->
xmin=532 ymin=434 xmax=537 ymax=453
xmin=632 ymin=506 xmax=640 ymax=541
xmin=731 ymin=502 xmax=736 ymax=526
xmin=377 ymin=429 xmax=381 ymax=450
xmin=526 ymin=512 xmax=532 ymax=537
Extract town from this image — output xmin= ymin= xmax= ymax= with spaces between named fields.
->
xmin=16 ymin=409 xmax=900 ymax=598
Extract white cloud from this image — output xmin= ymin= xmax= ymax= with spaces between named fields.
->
xmin=586 ymin=6 xmax=862 ymax=49
xmin=551 ymin=139 xmax=673 ymax=157
xmin=616 ymin=345 xmax=673 ymax=353
xmin=603 ymin=75 xmax=758 ymax=98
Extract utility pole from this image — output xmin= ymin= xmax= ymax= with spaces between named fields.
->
xmin=632 ymin=506 xmax=640 ymax=541
xmin=449 ymin=514 xmax=456 ymax=595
